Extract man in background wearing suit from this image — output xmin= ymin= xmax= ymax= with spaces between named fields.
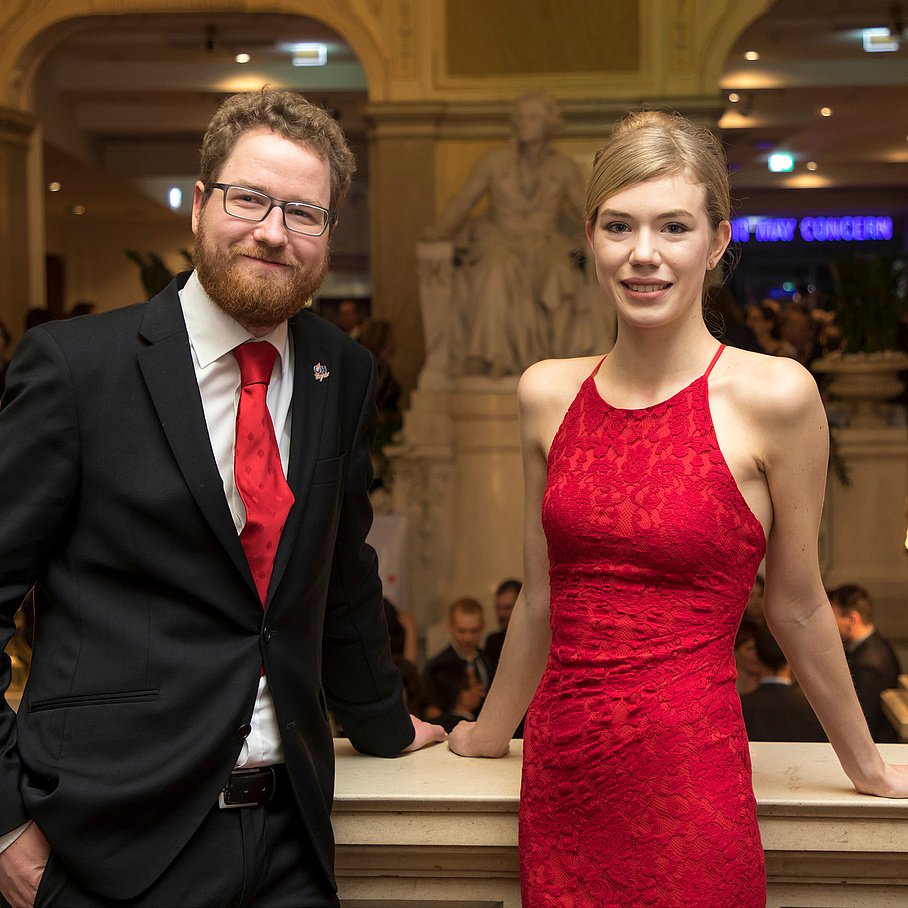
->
xmin=0 ymin=89 xmax=443 ymax=908
xmin=484 ymin=579 xmax=521 ymax=668
xmin=740 ymin=626 xmax=826 ymax=742
xmin=829 ymin=584 xmax=902 ymax=743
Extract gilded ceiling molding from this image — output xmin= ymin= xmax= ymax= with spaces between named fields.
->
xmin=0 ymin=0 xmax=397 ymax=111
xmin=693 ymin=0 xmax=776 ymax=92
xmin=0 ymin=106 xmax=36 ymax=148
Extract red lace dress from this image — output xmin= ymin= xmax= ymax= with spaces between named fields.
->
xmin=521 ymin=345 xmax=767 ymax=907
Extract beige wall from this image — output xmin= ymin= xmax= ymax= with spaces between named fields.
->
xmin=45 ymin=216 xmax=193 ymax=312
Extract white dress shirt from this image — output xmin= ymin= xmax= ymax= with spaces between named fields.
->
xmin=179 ymin=271 xmax=291 ymax=769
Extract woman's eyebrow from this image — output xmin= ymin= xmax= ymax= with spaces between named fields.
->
xmin=598 ymin=208 xmax=696 ymax=220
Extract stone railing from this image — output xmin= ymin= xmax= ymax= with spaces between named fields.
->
xmin=333 ymin=738 xmax=908 ymax=908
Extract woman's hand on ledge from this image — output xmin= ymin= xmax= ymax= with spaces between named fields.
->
xmin=854 ymin=761 xmax=908 ymax=799
xmin=401 ymin=715 xmax=447 ymax=754
xmin=447 ymin=720 xmax=510 ymax=759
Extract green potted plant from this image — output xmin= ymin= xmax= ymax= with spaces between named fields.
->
xmin=813 ymin=254 xmax=908 ymax=428
xmin=126 ymin=248 xmax=193 ymax=300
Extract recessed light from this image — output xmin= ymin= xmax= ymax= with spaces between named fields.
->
xmin=235 ymin=53 xmax=251 ymax=64
xmin=72 ymin=205 xmax=86 ymax=215
xmin=744 ymin=51 xmax=760 ymax=61
xmin=820 ymin=107 xmax=832 ymax=117
xmin=806 ymin=162 xmax=818 ymax=171
xmin=768 ymin=153 xmax=794 ymax=173
xmin=48 ymin=181 xmax=61 ymax=192
xmin=728 ymin=92 xmax=740 ymax=103
xmin=863 ymin=28 xmax=899 ymax=52
xmin=291 ymin=43 xmax=327 ymax=66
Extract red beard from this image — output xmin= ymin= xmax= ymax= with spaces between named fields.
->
xmin=193 ymin=216 xmax=329 ymax=328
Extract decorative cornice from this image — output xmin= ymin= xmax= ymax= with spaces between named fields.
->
xmin=0 ymin=106 xmax=36 ymax=148
xmin=365 ymin=97 xmax=725 ymax=140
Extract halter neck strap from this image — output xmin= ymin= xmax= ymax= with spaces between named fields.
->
xmin=703 ymin=344 xmax=726 ymax=379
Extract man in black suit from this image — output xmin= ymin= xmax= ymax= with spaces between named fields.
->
xmin=740 ymin=627 xmax=827 ymax=742
xmin=484 ymin=579 xmax=521 ymax=668
xmin=0 ymin=89 xmax=443 ymax=907
xmin=830 ymin=584 xmax=902 ymax=743
xmin=425 ymin=598 xmax=497 ymax=694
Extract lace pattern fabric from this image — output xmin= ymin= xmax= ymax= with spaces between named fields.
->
xmin=521 ymin=347 xmax=767 ymax=907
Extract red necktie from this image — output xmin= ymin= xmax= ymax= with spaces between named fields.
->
xmin=232 ymin=342 xmax=294 ymax=606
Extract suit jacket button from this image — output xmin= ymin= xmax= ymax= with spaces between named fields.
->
xmin=263 ymin=626 xmax=272 ymax=642
xmin=237 ymin=723 xmax=252 ymax=740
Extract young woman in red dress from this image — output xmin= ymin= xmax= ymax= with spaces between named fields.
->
xmin=448 ymin=110 xmax=908 ymax=907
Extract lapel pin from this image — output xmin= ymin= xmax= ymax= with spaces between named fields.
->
xmin=313 ymin=363 xmax=330 ymax=382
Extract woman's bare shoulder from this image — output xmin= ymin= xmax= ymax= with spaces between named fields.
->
xmin=518 ymin=356 xmax=601 ymax=415
xmin=717 ymin=347 xmax=823 ymax=425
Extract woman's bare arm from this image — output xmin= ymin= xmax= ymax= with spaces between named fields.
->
xmin=758 ymin=360 xmax=908 ymax=796
xmin=447 ymin=361 xmax=569 ymax=756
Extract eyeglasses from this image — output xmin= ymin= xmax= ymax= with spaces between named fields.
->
xmin=206 ymin=183 xmax=336 ymax=236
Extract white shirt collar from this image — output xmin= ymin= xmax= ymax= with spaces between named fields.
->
xmin=179 ymin=271 xmax=288 ymax=368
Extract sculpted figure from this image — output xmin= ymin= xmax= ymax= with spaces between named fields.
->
xmin=425 ymin=92 xmax=591 ymax=377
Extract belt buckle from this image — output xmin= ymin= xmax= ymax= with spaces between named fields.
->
xmin=219 ymin=767 xmax=273 ymax=809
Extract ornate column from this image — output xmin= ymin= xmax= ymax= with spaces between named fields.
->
xmin=0 ymin=106 xmax=37 ymax=339
xmin=822 ymin=426 xmax=908 ymax=642
xmin=365 ymin=102 xmax=445 ymax=397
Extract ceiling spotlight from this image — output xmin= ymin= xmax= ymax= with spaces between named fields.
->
xmin=820 ymin=107 xmax=833 ymax=117
xmin=235 ymin=53 xmax=251 ymax=64
xmin=744 ymin=50 xmax=760 ymax=61
xmin=72 ymin=205 xmax=86 ymax=215
xmin=728 ymin=92 xmax=740 ymax=103
xmin=291 ymin=43 xmax=327 ymax=67
xmin=48 ymin=181 xmax=61 ymax=192
xmin=806 ymin=161 xmax=818 ymax=171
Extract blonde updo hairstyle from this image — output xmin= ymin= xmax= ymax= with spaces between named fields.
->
xmin=586 ymin=110 xmax=731 ymax=288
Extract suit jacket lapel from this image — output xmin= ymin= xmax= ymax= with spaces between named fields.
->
xmin=267 ymin=313 xmax=333 ymax=605
xmin=136 ymin=277 xmax=256 ymax=595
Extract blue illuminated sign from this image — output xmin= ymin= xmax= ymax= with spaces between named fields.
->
xmin=732 ymin=215 xmax=894 ymax=243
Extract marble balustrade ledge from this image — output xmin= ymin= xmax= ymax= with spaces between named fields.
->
xmin=332 ymin=739 xmax=908 ymax=908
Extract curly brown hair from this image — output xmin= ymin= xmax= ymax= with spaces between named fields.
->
xmin=199 ymin=88 xmax=356 ymax=213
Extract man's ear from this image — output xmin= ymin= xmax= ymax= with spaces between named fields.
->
xmin=190 ymin=181 xmax=207 ymax=234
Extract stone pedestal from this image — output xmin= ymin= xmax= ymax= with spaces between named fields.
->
xmin=387 ymin=379 xmax=522 ymax=630
xmin=822 ymin=426 xmax=908 ymax=641
xmin=814 ymin=354 xmax=908 ymax=428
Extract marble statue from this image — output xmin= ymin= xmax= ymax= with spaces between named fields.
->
xmin=422 ymin=92 xmax=613 ymax=379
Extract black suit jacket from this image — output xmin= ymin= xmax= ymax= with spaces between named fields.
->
xmin=424 ymin=644 xmax=497 ymax=690
xmin=741 ymin=682 xmax=827 ymax=742
xmin=848 ymin=631 xmax=902 ymax=743
xmin=484 ymin=630 xmax=506 ymax=668
xmin=0 ymin=273 xmax=413 ymax=898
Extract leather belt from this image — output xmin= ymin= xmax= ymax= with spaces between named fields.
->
xmin=218 ymin=764 xmax=283 ymax=809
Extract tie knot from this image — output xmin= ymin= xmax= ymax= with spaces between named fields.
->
xmin=233 ymin=342 xmax=278 ymax=387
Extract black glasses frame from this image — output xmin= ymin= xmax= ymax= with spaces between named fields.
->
xmin=206 ymin=183 xmax=336 ymax=236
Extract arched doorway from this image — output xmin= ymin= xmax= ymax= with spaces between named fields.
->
xmin=0 ymin=2 xmax=389 ymax=340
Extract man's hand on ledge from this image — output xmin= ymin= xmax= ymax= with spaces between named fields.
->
xmin=401 ymin=715 xmax=447 ymax=753
xmin=447 ymin=719 xmax=510 ymax=759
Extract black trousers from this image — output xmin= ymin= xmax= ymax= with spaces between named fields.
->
xmin=15 ymin=767 xmax=338 ymax=908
